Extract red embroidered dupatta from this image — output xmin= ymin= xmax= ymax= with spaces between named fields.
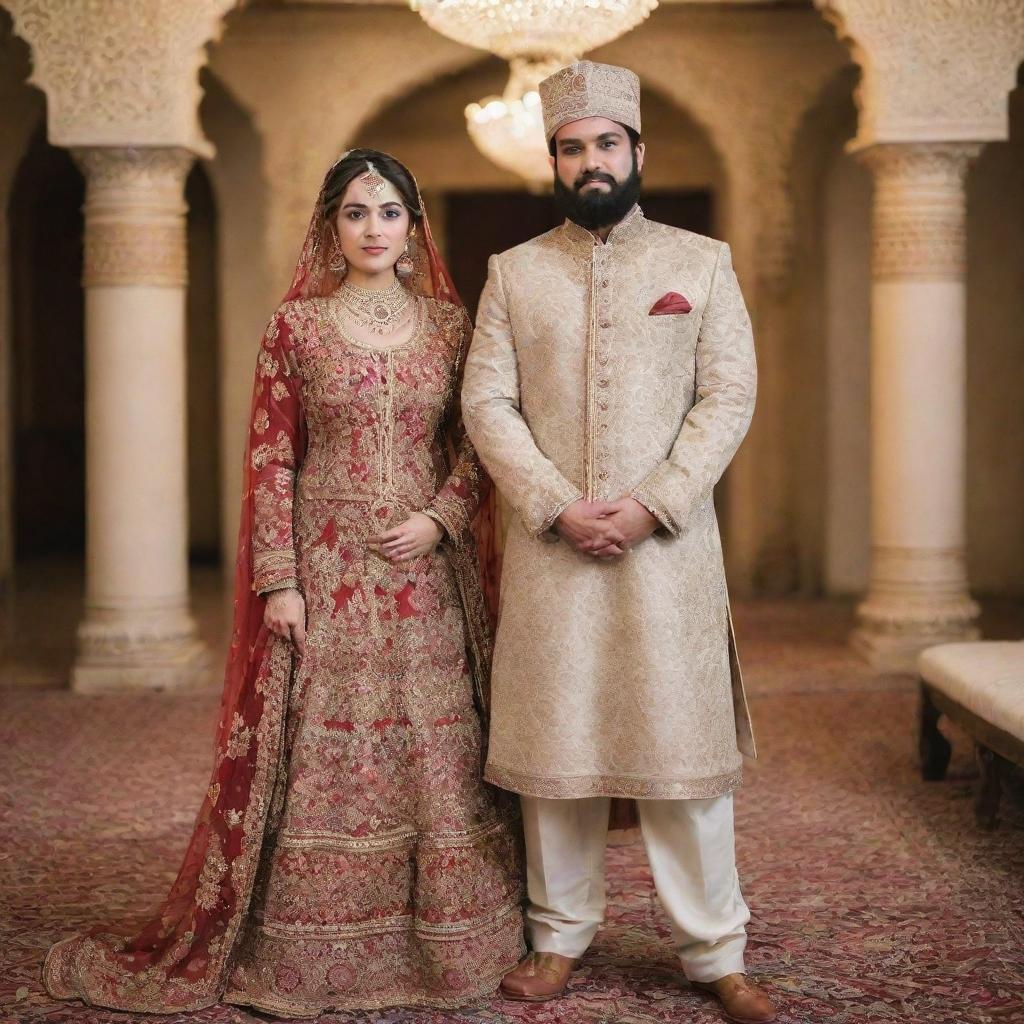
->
xmin=42 ymin=159 xmax=502 ymax=1013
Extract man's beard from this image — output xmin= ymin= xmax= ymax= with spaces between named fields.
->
xmin=553 ymin=162 xmax=642 ymax=231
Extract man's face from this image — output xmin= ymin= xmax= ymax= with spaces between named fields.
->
xmin=550 ymin=116 xmax=645 ymax=231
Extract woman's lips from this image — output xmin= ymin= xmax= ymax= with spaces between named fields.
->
xmin=362 ymin=246 xmax=387 ymax=255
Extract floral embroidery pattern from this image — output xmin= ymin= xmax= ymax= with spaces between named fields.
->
xmin=196 ymin=844 xmax=228 ymax=913
xmin=223 ymin=294 xmax=523 ymax=1015
xmin=462 ymin=208 xmax=757 ymax=800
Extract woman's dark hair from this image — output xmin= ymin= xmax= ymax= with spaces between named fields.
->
xmin=321 ymin=149 xmax=423 ymax=228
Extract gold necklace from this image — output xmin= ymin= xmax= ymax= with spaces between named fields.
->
xmin=336 ymin=279 xmax=412 ymax=335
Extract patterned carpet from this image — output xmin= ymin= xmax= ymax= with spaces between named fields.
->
xmin=1 ymin=599 xmax=1023 ymax=1024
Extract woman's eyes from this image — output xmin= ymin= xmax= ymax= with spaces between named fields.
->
xmin=346 ymin=209 xmax=403 ymax=220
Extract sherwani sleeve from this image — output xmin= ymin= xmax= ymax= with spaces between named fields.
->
xmin=461 ymin=254 xmax=583 ymax=536
xmin=422 ymin=307 xmax=487 ymax=549
xmin=250 ymin=309 xmax=304 ymax=595
xmin=631 ymin=242 xmax=756 ymax=536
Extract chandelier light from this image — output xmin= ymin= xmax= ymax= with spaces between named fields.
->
xmin=412 ymin=0 xmax=658 ymax=64
xmin=465 ymin=58 xmax=559 ymax=190
xmin=412 ymin=0 xmax=658 ymax=188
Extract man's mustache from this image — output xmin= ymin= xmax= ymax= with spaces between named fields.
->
xmin=574 ymin=171 xmax=617 ymax=191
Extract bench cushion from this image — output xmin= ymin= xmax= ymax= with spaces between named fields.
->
xmin=918 ymin=642 xmax=1024 ymax=744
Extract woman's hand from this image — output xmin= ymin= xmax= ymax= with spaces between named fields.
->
xmin=263 ymin=587 xmax=307 ymax=657
xmin=369 ymin=512 xmax=443 ymax=565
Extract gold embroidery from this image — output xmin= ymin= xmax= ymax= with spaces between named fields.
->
xmin=251 ymin=431 xmax=294 ymax=473
xmin=196 ymin=844 xmax=228 ymax=912
xmin=226 ymin=713 xmax=253 ymax=759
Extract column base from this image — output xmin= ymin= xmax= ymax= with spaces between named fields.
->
xmin=72 ymin=611 xmax=213 ymax=693
xmin=851 ymin=598 xmax=981 ymax=674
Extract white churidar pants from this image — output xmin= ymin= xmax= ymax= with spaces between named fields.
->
xmin=521 ymin=794 xmax=749 ymax=982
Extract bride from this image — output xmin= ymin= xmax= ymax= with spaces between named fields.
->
xmin=43 ymin=149 xmax=524 ymax=1017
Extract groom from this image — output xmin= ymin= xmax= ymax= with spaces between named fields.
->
xmin=461 ymin=61 xmax=775 ymax=1024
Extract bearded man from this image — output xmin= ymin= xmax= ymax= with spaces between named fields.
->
xmin=460 ymin=61 xmax=776 ymax=1024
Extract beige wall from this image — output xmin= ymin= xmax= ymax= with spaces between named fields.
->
xmin=966 ymin=84 xmax=1024 ymax=596
xmin=200 ymin=69 xmax=272 ymax=570
xmin=823 ymin=148 xmax=872 ymax=594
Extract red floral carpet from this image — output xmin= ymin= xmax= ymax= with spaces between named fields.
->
xmin=2 ymin=602 xmax=1023 ymax=1024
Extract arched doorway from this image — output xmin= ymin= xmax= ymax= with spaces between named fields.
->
xmin=8 ymin=124 xmax=86 ymax=561
xmin=356 ymin=57 xmax=722 ymax=315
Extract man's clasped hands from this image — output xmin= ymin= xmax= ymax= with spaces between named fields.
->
xmin=555 ymin=497 xmax=658 ymax=560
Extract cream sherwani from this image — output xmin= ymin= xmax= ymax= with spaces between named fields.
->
xmin=462 ymin=205 xmax=757 ymax=802
xmin=462 ymin=205 xmax=759 ymax=979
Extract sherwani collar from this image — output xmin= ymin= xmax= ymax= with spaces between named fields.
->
xmin=558 ymin=204 xmax=645 ymax=255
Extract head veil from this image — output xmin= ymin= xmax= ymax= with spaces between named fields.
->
xmin=41 ymin=150 xmax=503 ymax=1012
xmin=283 ymin=149 xmax=460 ymax=305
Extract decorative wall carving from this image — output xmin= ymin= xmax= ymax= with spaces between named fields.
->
xmin=5 ymin=0 xmax=235 ymax=152
xmin=861 ymin=143 xmax=981 ymax=280
xmin=815 ymin=0 xmax=1024 ymax=147
xmin=75 ymin=147 xmax=192 ymax=287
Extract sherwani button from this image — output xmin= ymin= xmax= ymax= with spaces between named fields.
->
xmin=600 ymin=321 xmax=612 ymax=329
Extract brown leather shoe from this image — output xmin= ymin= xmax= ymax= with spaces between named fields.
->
xmin=499 ymin=952 xmax=578 ymax=1002
xmin=693 ymin=973 xmax=777 ymax=1024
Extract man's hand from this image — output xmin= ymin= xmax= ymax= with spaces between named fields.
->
xmin=588 ymin=498 xmax=659 ymax=558
xmin=555 ymin=500 xmax=626 ymax=559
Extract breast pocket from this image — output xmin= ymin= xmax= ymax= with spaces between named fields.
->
xmin=645 ymin=315 xmax=698 ymax=376
xmin=631 ymin=316 xmax=695 ymax=421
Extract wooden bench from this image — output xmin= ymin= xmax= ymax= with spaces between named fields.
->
xmin=918 ymin=641 xmax=1024 ymax=829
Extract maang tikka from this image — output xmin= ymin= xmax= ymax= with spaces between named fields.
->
xmin=360 ymin=161 xmax=386 ymax=198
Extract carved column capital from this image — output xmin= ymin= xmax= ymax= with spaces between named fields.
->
xmin=859 ymin=142 xmax=982 ymax=281
xmin=74 ymin=146 xmax=194 ymax=288
xmin=5 ymin=0 xmax=235 ymax=153
xmin=814 ymin=0 xmax=1024 ymax=147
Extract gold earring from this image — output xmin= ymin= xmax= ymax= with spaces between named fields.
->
xmin=327 ymin=236 xmax=348 ymax=275
xmin=395 ymin=238 xmax=414 ymax=280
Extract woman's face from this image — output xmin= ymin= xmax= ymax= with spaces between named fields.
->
xmin=333 ymin=171 xmax=412 ymax=280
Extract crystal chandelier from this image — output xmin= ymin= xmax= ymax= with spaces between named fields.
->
xmin=412 ymin=0 xmax=658 ymax=188
xmin=413 ymin=0 xmax=658 ymax=63
xmin=465 ymin=58 xmax=559 ymax=189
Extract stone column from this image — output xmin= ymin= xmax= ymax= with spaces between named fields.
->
xmin=72 ymin=146 xmax=209 ymax=692
xmin=852 ymin=143 xmax=981 ymax=672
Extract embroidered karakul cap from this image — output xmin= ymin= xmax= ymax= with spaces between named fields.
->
xmin=539 ymin=60 xmax=642 ymax=143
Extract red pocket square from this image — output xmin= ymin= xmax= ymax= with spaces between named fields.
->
xmin=649 ymin=292 xmax=692 ymax=315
